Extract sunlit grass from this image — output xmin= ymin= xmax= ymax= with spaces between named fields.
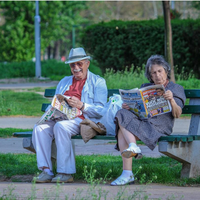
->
xmin=0 ymin=90 xmax=51 ymax=116
xmin=0 ymin=128 xmax=32 ymax=138
xmin=0 ymin=153 xmax=200 ymax=186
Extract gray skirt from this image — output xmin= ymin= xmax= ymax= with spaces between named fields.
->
xmin=115 ymin=109 xmax=167 ymax=151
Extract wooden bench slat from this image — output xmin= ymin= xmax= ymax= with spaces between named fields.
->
xmin=41 ymin=103 xmax=50 ymax=112
xmin=158 ymin=135 xmax=200 ymax=142
xmin=13 ymin=131 xmax=115 ymax=140
xmin=43 ymin=89 xmax=120 ymax=98
xmin=107 ymin=89 xmax=119 ymax=97
xmin=182 ymin=105 xmax=200 ymax=114
xmin=13 ymin=131 xmax=32 ymax=138
xmin=193 ymin=135 xmax=200 ymax=140
xmin=44 ymin=89 xmax=57 ymax=97
xmin=184 ymin=89 xmax=200 ymax=98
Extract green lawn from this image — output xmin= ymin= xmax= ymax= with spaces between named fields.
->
xmin=0 ymin=153 xmax=200 ymax=186
xmin=0 ymin=90 xmax=50 ymax=116
xmin=0 ymin=128 xmax=32 ymax=138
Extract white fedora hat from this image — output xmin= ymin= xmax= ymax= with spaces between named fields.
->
xmin=65 ymin=47 xmax=91 ymax=64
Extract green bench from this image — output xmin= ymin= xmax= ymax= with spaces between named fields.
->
xmin=13 ymin=88 xmax=200 ymax=178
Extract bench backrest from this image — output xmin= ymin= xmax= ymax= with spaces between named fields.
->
xmin=42 ymin=89 xmax=200 ymax=115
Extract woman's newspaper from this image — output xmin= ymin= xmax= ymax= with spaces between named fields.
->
xmin=119 ymin=84 xmax=172 ymax=119
xmin=36 ymin=94 xmax=82 ymax=125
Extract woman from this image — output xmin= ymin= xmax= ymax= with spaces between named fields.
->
xmin=111 ymin=55 xmax=186 ymax=186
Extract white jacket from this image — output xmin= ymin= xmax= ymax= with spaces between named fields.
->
xmin=55 ymin=70 xmax=108 ymax=123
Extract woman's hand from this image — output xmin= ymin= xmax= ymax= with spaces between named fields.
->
xmin=163 ymin=90 xmax=182 ymax=118
xmin=67 ymin=96 xmax=83 ymax=110
xmin=122 ymin=103 xmax=130 ymax=110
xmin=163 ymin=90 xmax=173 ymax=100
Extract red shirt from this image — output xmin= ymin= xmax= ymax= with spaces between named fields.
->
xmin=64 ymin=77 xmax=86 ymax=120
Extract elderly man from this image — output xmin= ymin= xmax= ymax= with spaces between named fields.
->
xmin=32 ymin=47 xmax=108 ymax=183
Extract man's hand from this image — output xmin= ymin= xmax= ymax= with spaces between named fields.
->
xmin=67 ymin=96 xmax=83 ymax=110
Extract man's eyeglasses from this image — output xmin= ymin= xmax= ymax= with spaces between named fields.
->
xmin=69 ymin=61 xmax=86 ymax=68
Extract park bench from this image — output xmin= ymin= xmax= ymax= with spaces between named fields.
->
xmin=13 ymin=88 xmax=200 ymax=178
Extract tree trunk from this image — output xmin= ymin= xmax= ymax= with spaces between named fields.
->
xmin=162 ymin=1 xmax=175 ymax=83
xmin=53 ymin=40 xmax=60 ymax=60
xmin=47 ymin=45 xmax=51 ymax=60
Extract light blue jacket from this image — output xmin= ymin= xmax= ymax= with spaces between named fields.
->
xmin=55 ymin=70 xmax=108 ymax=123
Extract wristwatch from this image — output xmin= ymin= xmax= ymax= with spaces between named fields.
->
xmin=80 ymin=102 xmax=85 ymax=111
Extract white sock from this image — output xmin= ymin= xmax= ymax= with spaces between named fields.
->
xmin=111 ymin=170 xmax=134 ymax=185
xmin=128 ymin=142 xmax=141 ymax=154
xmin=121 ymin=170 xmax=133 ymax=178
xmin=44 ymin=168 xmax=54 ymax=176
xmin=129 ymin=142 xmax=138 ymax=148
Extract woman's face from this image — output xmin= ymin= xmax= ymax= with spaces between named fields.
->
xmin=150 ymin=64 xmax=168 ymax=85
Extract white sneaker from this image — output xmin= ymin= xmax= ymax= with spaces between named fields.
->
xmin=34 ymin=171 xmax=54 ymax=183
xmin=51 ymin=174 xmax=73 ymax=183
xmin=121 ymin=146 xmax=142 ymax=159
xmin=110 ymin=175 xmax=134 ymax=186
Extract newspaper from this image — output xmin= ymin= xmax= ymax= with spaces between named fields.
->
xmin=119 ymin=84 xmax=172 ymax=119
xmin=36 ymin=94 xmax=82 ymax=125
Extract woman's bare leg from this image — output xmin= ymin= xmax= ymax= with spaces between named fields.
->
xmin=119 ymin=124 xmax=137 ymax=144
xmin=118 ymin=129 xmax=132 ymax=170
xmin=118 ymin=124 xmax=142 ymax=158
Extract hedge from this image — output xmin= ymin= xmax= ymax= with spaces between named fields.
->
xmin=81 ymin=19 xmax=200 ymax=78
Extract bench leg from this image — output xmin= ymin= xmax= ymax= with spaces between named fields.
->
xmin=159 ymin=141 xmax=200 ymax=178
xmin=23 ymin=137 xmax=35 ymax=153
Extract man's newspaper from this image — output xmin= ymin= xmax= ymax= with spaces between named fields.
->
xmin=119 ymin=84 xmax=172 ymax=119
xmin=36 ymin=94 xmax=82 ymax=125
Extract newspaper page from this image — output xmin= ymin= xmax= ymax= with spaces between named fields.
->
xmin=139 ymin=84 xmax=172 ymax=118
xmin=36 ymin=106 xmax=68 ymax=125
xmin=119 ymin=84 xmax=172 ymax=119
xmin=36 ymin=94 xmax=82 ymax=125
xmin=119 ymin=88 xmax=148 ymax=119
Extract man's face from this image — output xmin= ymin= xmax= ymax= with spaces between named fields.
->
xmin=69 ymin=59 xmax=90 ymax=80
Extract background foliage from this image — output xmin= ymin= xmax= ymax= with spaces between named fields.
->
xmin=0 ymin=60 xmax=102 ymax=80
xmin=0 ymin=1 xmax=87 ymax=62
xmin=82 ymin=19 xmax=200 ymax=78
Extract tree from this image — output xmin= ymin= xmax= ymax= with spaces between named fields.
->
xmin=162 ymin=1 xmax=175 ymax=83
xmin=0 ymin=1 xmax=87 ymax=62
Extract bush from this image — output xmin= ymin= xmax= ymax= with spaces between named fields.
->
xmin=0 ymin=59 xmax=102 ymax=80
xmin=82 ymin=19 xmax=200 ymax=78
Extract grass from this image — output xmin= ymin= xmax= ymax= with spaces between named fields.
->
xmin=0 ymin=153 xmax=200 ymax=186
xmin=0 ymin=128 xmax=32 ymax=138
xmin=0 ymin=90 xmax=50 ymax=116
